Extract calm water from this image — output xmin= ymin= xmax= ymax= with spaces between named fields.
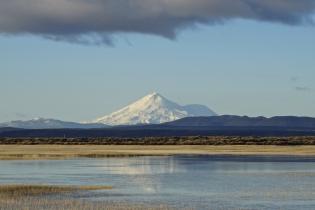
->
xmin=1 ymin=155 xmax=315 ymax=209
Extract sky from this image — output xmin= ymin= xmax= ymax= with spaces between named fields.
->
xmin=1 ymin=0 xmax=315 ymax=122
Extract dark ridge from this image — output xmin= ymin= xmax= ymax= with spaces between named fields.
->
xmin=0 ymin=127 xmax=24 ymax=133
xmin=165 ymin=115 xmax=315 ymax=128
xmin=0 ymin=126 xmax=314 ymax=138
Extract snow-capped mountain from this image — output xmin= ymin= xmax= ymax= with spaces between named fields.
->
xmin=0 ymin=118 xmax=106 ymax=129
xmin=93 ymin=92 xmax=217 ymax=125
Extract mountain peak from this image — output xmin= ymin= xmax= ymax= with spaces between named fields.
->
xmin=141 ymin=92 xmax=161 ymax=99
xmin=94 ymin=93 xmax=217 ymax=125
xmin=148 ymin=92 xmax=160 ymax=97
xmin=142 ymin=92 xmax=164 ymax=100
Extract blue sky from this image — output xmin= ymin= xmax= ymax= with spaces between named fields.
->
xmin=1 ymin=19 xmax=315 ymax=122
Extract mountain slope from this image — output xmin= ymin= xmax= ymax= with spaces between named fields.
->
xmin=94 ymin=92 xmax=217 ymax=125
xmin=0 ymin=118 xmax=106 ymax=129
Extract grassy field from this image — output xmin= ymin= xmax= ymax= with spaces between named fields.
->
xmin=0 ymin=185 xmax=170 ymax=210
xmin=1 ymin=145 xmax=315 ymax=160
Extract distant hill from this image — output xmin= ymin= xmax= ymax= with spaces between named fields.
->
xmin=165 ymin=115 xmax=315 ymax=128
xmin=0 ymin=118 xmax=107 ymax=129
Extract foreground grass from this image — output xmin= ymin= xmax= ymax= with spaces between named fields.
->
xmin=0 ymin=185 xmax=170 ymax=210
xmin=0 ymin=145 xmax=315 ymax=160
xmin=0 ymin=198 xmax=172 ymax=210
xmin=0 ymin=185 xmax=112 ymax=198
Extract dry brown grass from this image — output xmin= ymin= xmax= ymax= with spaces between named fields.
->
xmin=0 ymin=145 xmax=315 ymax=160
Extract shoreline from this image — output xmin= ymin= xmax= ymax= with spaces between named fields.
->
xmin=1 ymin=145 xmax=315 ymax=160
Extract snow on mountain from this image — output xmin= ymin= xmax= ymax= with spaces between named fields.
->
xmin=0 ymin=118 xmax=106 ymax=129
xmin=93 ymin=92 xmax=217 ymax=125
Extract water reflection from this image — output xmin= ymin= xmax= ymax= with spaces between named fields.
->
xmin=100 ymin=156 xmax=181 ymax=175
xmin=97 ymin=156 xmax=185 ymax=193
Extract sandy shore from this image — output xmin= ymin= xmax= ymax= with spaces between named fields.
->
xmin=1 ymin=145 xmax=315 ymax=160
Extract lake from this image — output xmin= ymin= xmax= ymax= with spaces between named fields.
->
xmin=1 ymin=155 xmax=315 ymax=209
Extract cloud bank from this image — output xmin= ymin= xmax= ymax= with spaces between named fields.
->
xmin=0 ymin=0 xmax=314 ymax=44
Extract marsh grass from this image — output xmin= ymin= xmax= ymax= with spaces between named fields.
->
xmin=0 ymin=185 xmax=112 ymax=198
xmin=0 ymin=185 xmax=171 ymax=210
xmin=0 ymin=197 xmax=172 ymax=210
